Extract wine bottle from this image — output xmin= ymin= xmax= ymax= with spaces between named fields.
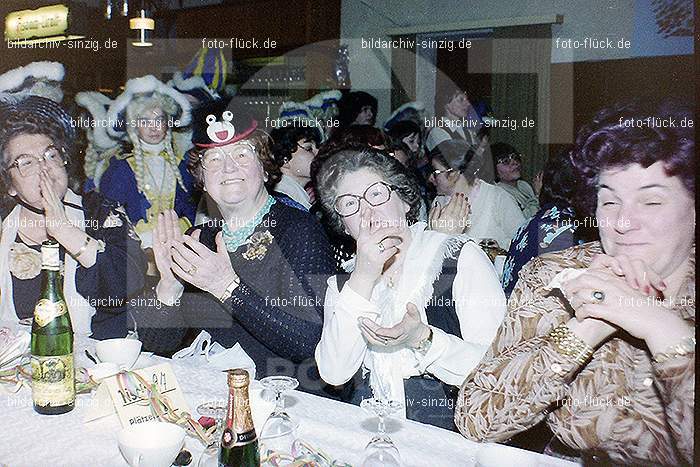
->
xmin=30 ymin=240 xmax=75 ymax=415
xmin=219 ymin=368 xmax=260 ymax=467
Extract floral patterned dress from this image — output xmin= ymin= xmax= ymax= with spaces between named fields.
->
xmin=501 ymin=203 xmax=582 ymax=297
xmin=456 ymin=242 xmax=695 ymax=466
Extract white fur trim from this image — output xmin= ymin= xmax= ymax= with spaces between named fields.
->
xmin=385 ymin=101 xmax=425 ymax=128
xmin=107 ymin=75 xmax=192 ymax=137
xmin=304 ymin=91 xmax=341 ymax=109
xmin=172 ymin=129 xmax=194 ymax=154
xmin=318 ymin=89 xmax=342 ymax=102
xmin=279 ymin=101 xmax=312 ymax=116
xmin=0 ymin=61 xmax=64 ymax=94
xmin=303 ymin=94 xmax=323 ymax=109
xmin=75 ymin=91 xmax=117 ymax=150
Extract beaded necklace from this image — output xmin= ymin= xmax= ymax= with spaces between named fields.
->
xmin=222 ymin=195 xmax=275 ymax=252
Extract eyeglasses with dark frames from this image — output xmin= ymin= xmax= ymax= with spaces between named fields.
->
xmin=496 ymin=153 xmax=522 ymax=165
xmin=430 ymin=167 xmax=456 ymax=177
xmin=333 ymin=181 xmax=396 ymax=217
xmin=296 ymin=141 xmax=317 ymax=153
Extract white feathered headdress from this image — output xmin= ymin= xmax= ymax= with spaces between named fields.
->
xmin=0 ymin=61 xmax=65 ymax=103
xmin=106 ymin=75 xmax=192 ymax=138
xmin=75 ymin=91 xmax=116 ymax=150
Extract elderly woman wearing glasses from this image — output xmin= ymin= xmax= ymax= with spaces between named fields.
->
xmin=0 ymin=96 xmax=146 ymax=338
xmin=134 ymin=99 xmax=336 ymax=392
xmin=314 ymin=148 xmax=506 ymax=429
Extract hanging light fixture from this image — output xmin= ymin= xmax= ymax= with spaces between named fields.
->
xmin=121 ymin=0 xmax=129 ymax=17
xmin=129 ymin=9 xmax=154 ymax=47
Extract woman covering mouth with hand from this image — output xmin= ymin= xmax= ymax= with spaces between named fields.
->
xmin=313 ymin=147 xmax=506 ymax=429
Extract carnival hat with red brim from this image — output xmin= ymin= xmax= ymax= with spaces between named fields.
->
xmin=191 ymin=98 xmax=257 ymax=148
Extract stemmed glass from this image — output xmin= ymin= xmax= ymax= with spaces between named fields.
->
xmin=195 ymin=400 xmax=227 ymax=467
xmin=360 ymin=398 xmax=403 ymax=467
xmin=258 ymin=376 xmax=299 ymax=454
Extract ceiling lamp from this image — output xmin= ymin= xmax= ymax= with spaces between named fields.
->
xmin=129 ymin=9 xmax=154 ymax=47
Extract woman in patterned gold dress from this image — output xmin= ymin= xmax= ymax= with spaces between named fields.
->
xmin=455 ymin=101 xmax=695 ymax=466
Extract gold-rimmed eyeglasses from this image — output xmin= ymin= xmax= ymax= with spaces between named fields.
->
xmin=199 ymin=143 xmax=257 ymax=172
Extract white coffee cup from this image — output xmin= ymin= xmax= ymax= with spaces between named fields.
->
xmin=118 ymin=422 xmax=185 ymax=467
xmin=95 ymin=338 xmax=142 ymax=369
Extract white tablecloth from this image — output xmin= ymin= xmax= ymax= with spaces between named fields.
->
xmin=0 ymin=335 xmax=579 ymax=467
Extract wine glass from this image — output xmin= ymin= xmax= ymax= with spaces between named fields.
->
xmin=258 ymin=376 xmax=299 ymax=454
xmin=360 ymin=398 xmax=403 ymax=467
xmin=195 ymin=400 xmax=227 ymax=467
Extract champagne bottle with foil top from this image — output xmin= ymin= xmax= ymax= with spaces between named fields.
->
xmin=30 ymin=240 xmax=75 ymax=415
xmin=219 ymin=368 xmax=259 ymax=467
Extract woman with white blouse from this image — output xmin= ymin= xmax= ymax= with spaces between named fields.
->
xmin=314 ymin=147 xmax=506 ymax=430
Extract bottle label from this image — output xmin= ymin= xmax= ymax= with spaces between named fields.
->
xmin=221 ymin=427 xmax=257 ymax=448
xmin=34 ymin=299 xmax=68 ymax=327
xmin=31 ymin=354 xmax=75 ymax=407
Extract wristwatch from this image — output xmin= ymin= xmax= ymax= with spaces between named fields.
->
xmin=217 ymin=275 xmax=240 ymax=303
xmin=414 ymin=327 xmax=434 ymax=356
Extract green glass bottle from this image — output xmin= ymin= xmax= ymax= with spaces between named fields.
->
xmin=30 ymin=240 xmax=75 ymax=415
xmin=219 ymin=369 xmax=260 ymax=467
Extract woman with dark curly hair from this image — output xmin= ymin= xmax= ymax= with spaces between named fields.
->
xmin=456 ymin=101 xmax=695 ymax=465
xmin=269 ymin=124 xmax=321 ymax=209
xmin=133 ymin=99 xmax=337 ymax=394
xmin=0 ymin=96 xmax=146 ymax=338
xmin=314 ymin=148 xmax=506 ymax=429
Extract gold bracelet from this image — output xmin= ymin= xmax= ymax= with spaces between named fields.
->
xmin=652 ymin=336 xmax=695 ymax=363
xmin=547 ymin=324 xmax=594 ymax=366
xmin=218 ymin=275 xmax=240 ymax=303
xmin=73 ymin=235 xmax=92 ymax=260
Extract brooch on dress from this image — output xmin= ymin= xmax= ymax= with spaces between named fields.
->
xmin=9 ymin=242 xmax=42 ymax=280
xmin=242 ymin=231 xmax=274 ymax=261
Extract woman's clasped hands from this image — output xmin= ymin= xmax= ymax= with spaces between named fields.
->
xmin=561 ymin=253 xmax=691 ymax=352
xmin=153 ymin=210 xmax=237 ymax=300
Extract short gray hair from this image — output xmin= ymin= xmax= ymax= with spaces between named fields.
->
xmin=315 ymin=148 xmax=422 ymax=235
